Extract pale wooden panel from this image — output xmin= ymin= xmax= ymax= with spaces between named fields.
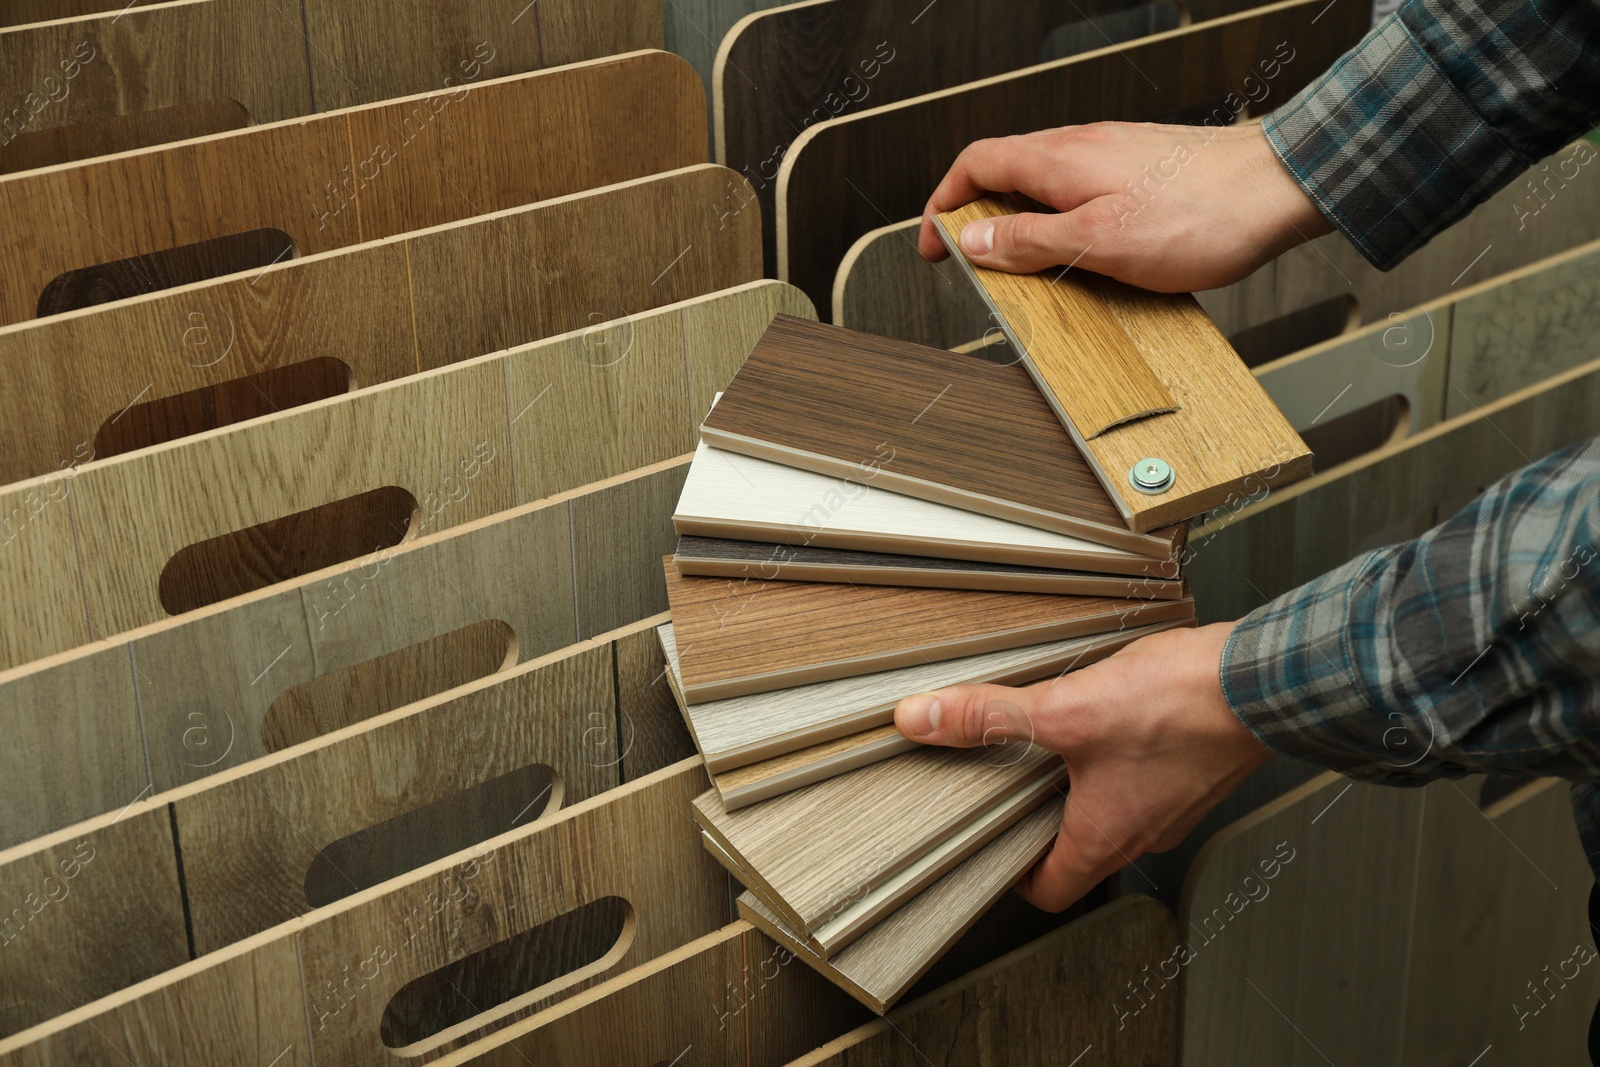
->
xmin=0 ymin=165 xmax=759 ymax=490
xmin=0 ymin=478 xmax=89 ymax=666
xmin=0 ymin=808 xmax=187 ymax=1038
xmin=0 ymin=643 xmax=142 ymax=848
xmin=786 ymin=895 xmax=1179 ymax=1064
xmin=0 ymin=54 xmax=704 ymax=328
xmin=0 ymin=936 xmax=307 ymax=1066
xmin=1181 ymin=774 xmax=1424 ymax=1066
xmin=680 ymin=276 xmax=818 ymax=424
xmin=776 ymin=0 xmax=1367 ymax=307
xmin=569 ymin=460 xmax=690 ymax=639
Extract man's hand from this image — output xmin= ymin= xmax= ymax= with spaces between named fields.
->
xmin=917 ymin=122 xmax=1333 ymax=292
xmin=893 ymin=622 xmax=1269 ymax=911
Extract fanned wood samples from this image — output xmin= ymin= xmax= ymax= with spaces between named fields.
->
xmin=673 ymin=535 xmax=1187 ymax=597
xmin=700 ymin=314 xmax=1184 ymax=554
xmin=736 ymin=796 xmax=1064 ymax=1012
xmin=935 ymin=197 xmax=1312 ymax=530
xmin=0 ymin=164 xmax=761 ymax=488
xmin=692 ymin=743 xmax=1060 ymax=934
xmin=673 ymin=442 xmax=1179 ymax=578
xmin=0 ymin=52 xmax=703 ymax=328
xmin=664 ymin=558 xmax=1192 ymax=700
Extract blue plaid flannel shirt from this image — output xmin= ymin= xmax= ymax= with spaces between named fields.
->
xmin=1229 ymin=0 xmax=1600 ymax=870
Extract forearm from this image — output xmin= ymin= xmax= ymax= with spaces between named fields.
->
xmin=1222 ymin=436 xmax=1600 ymax=785
xmin=1264 ymin=0 xmax=1600 ymax=269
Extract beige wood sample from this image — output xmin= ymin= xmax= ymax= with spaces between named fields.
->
xmin=692 ymin=743 xmax=1058 ymax=933
xmin=0 ymin=164 xmax=761 ymax=489
xmin=660 ymin=619 xmax=1189 ymax=772
xmin=775 ymin=0 xmax=1369 ymax=307
xmin=0 ymin=282 xmax=810 ymax=673
xmin=0 ymin=51 xmax=703 ymax=328
xmin=674 ymin=440 xmax=1179 ymax=577
xmin=0 ymin=0 xmax=662 ymax=168
xmin=737 ymin=795 xmax=1064 ymax=1013
xmin=0 ymin=761 xmax=728 ymax=1065
xmin=935 ymin=196 xmax=1312 ymax=530
xmin=786 ymin=894 xmax=1178 ymax=1063
xmin=712 ymin=726 xmax=915 ymax=811
xmin=664 ymin=557 xmax=1192 ymax=701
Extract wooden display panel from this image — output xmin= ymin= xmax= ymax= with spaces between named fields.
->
xmin=0 ymin=51 xmax=704 ymax=328
xmin=0 ymin=164 xmax=761 ymax=489
xmin=0 ymin=0 xmax=662 ymax=170
xmin=774 ymin=0 xmax=1369 ymax=307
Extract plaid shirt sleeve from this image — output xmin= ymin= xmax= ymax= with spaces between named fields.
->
xmin=1261 ymin=0 xmax=1600 ymax=270
xmin=1221 ymin=437 xmax=1600 ymax=865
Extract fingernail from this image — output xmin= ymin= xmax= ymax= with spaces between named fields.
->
xmin=961 ymin=220 xmax=994 ymax=256
xmin=900 ymin=695 xmax=942 ymax=736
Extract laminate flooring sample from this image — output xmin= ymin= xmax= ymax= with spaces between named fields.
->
xmin=672 ymin=535 xmax=1185 ymax=598
xmin=736 ymin=795 xmax=1066 ymax=1013
xmin=691 ymin=743 xmax=1060 ymax=933
xmin=673 ymin=442 xmax=1180 ymax=578
xmin=658 ymin=620 xmax=1189 ymax=771
xmin=711 ymin=725 xmax=916 ymax=810
xmin=935 ymin=197 xmax=1312 ymax=531
xmin=700 ymin=315 xmax=1184 ymax=555
xmin=663 ymin=558 xmax=1192 ymax=700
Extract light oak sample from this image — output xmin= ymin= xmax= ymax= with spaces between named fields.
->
xmin=737 ymin=795 xmax=1064 ymax=1012
xmin=0 ymin=615 xmax=689 ymax=1035
xmin=0 ymin=165 xmax=760 ymax=489
xmin=775 ymin=0 xmax=1369 ymax=306
xmin=0 ymin=282 xmax=810 ymax=673
xmin=692 ymin=743 xmax=1059 ymax=933
xmin=786 ymin=894 xmax=1178 ymax=1063
xmin=711 ymin=726 xmax=916 ymax=811
xmin=935 ymin=196 xmax=1312 ymax=530
xmin=673 ymin=535 xmax=1187 ymax=597
xmin=0 ymin=51 xmax=703 ymax=328
xmin=0 ymin=0 xmax=661 ymax=169
xmin=701 ymin=314 xmax=1184 ymax=554
xmin=664 ymin=557 xmax=1192 ymax=700
xmin=659 ymin=620 xmax=1189 ymax=771
xmin=0 ymin=761 xmax=729 ymax=1065
xmin=673 ymin=442 xmax=1180 ymax=578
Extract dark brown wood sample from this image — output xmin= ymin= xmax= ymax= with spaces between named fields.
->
xmin=775 ymin=0 xmax=1370 ymax=307
xmin=673 ymin=536 xmax=1186 ymax=599
xmin=664 ymin=558 xmax=1194 ymax=701
xmin=699 ymin=315 xmax=1184 ymax=556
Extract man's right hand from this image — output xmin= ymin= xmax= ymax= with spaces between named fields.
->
xmin=917 ymin=122 xmax=1334 ymax=292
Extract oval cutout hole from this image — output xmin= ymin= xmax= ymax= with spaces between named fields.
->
xmin=157 ymin=486 xmax=418 ymax=616
xmin=94 ymin=358 xmax=354 ymax=459
xmin=263 ymin=618 xmax=516 ymax=751
xmin=304 ymin=762 xmax=559 ymax=909
xmin=1230 ymin=294 xmax=1360 ymax=369
xmin=37 ymin=227 xmax=295 ymax=317
xmin=380 ymin=896 xmax=635 ymax=1053
xmin=1 ymin=98 xmax=249 ymax=176
xmin=1303 ymin=394 xmax=1410 ymax=472
xmin=1042 ymin=1 xmax=1183 ymax=60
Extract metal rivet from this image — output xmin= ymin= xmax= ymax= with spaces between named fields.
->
xmin=1128 ymin=457 xmax=1174 ymax=495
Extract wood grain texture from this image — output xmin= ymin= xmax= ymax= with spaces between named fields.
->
xmin=660 ymin=619 xmax=1189 ymax=770
xmin=693 ymin=744 xmax=1058 ymax=932
xmin=0 ymin=164 xmax=762 ymax=490
xmin=935 ymin=197 xmax=1312 ymax=530
xmin=664 ymin=556 xmax=1192 ymax=700
xmin=613 ymin=625 xmax=698 ymax=782
xmin=701 ymin=314 xmax=1184 ymax=554
xmin=569 ymin=461 xmax=691 ymax=639
xmin=0 ymin=762 xmax=727 ymax=1066
xmin=0 ymin=0 xmax=661 ymax=161
xmin=736 ymin=795 xmax=1064 ymax=1012
xmin=674 ymin=441 xmax=1180 ymax=577
xmin=713 ymin=0 xmax=1157 ymax=274
xmin=785 ymin=894 xmax=1178 ymax=1062
xmin=0 ymin=52 xmax=704 ymax=328
xmin=713 ymin=725 xmax=914 ymax=810
xmin=776 ymin=0 xmax=1368 ymax=307
xmin=673 ymin=535 xmax=1188 ymax=597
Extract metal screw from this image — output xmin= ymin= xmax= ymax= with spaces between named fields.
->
xmin=1128 ymin=457 xmax=1174 ymax=495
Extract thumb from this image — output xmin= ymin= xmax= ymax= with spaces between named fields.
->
xmin=952 ymin=199 xmax=1127 ymax=276
xmin=894 ymin=683 xmax=1039 ymax=749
